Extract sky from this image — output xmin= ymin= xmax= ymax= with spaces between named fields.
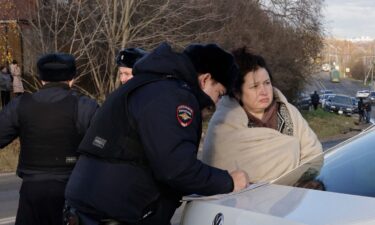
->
xmin=323 ymin=0 xmax=375 ymax=39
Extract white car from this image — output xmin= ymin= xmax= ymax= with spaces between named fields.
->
xmin=356 ymin=90 xmax=370 ymax=98
xmin=181 ymin=125 xmax=375 ymax=225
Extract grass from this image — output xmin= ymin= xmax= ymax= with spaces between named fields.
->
xmin=301 ymin=108 xmax=358 ymax=140
xmin=0 ymin=139 xmax=20 ymax=172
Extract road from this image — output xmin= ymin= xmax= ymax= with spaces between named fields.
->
xmin=305 ymin=71 xmax=368 ymax=96
xmin=305 ymin=71 xmax=375 ymax=118
xmin=0 ymin=174 xmax=20 ymax=225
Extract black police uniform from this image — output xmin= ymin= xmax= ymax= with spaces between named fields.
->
xmin=65 ymin=43 xmax=234 ymax=225
xmin=0 ymin=82 xmax=98 ymax=225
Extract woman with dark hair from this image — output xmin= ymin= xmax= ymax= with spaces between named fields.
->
xmin=202 ymin=47 xmax=323 ymax=183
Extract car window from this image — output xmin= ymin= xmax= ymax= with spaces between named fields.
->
xmin=332 ymin=96 xmax=351 ymax=105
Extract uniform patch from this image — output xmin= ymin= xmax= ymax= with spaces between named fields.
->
xmin=176 ymin=105 xmax=194 ymax=127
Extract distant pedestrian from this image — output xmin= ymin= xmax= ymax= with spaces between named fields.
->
xmin=9 ymin=60 xmax=24 ymax=96
xmin=311 ymin=91 xmax=320 ymax=110
xmin=358 ymin=98 xmax=364 ymax=123
xmin=0 ymin=65 xmax=12 ymax=107
xmin=364 ymin=100 xmax=372 ymax=123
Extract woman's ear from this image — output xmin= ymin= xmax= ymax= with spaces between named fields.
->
xmin=234 ymin=91 xmax=241 ymax=101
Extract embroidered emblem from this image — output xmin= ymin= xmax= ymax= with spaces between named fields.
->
xmin=93 ymin=136 xmax=107 ymax=149
xmin=176 ymin=105 xmax=194 ymax=127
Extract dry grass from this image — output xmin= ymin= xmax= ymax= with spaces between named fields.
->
xmin=0 ymin=139 xmax=20 ymax=172
xmin=302 ymin=108 xmax=358 ymax=140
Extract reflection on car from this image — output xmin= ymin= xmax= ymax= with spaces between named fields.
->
xmin=324 ymin=94 xmax=356 ymax=115
xmin=181 ymin=125 xmax=375 ymax=225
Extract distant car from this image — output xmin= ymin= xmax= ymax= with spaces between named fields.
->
xmin=351 ymin=97 xmax=359 ymax=113
xmin=320 ymin=93 xmax=336 ymax=108
xmin=320 ymin=89 xmax=333 ymax=95
xmin=368 ymin=91 xmax=375 ymax=104
xmin=324 ymin=94 xmax=356 ymax=115
xmin=356 ymin=90 xmax=370 ymax=98
xmin=295 ymin=96 xmax=311 ymax=111
xmin=181 ymin=126 xmax=375 ymax=225
xmin=322 ymin=63 xmax=331 ymax=72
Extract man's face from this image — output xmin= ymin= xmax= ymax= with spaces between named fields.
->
xmin=199 ymin=73 xmax=226 ymax=104
xmin=118 ymin=67 xmax=133 ymax=84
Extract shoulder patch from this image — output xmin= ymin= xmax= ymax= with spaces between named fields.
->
xmin=176 ymin=105 xmax=194 ymax=127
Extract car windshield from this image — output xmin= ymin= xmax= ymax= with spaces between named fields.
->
xmin=332 ymin=96 xmax=351 ymax=105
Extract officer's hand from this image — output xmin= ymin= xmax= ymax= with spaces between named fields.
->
xmin=230 ymin=170 xmax=250 ymax=192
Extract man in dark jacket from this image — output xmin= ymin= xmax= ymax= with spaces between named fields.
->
xmin=0 ymin=53 xmax=98 ymax=225
xmin=311 ymin=91 xmax=320 ymax=110
xmin=116 ymin=48 xmax=147 ymax=84
xmin=64 ymin=43 xmax=249 ymax=225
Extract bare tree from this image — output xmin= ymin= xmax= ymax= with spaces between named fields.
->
xmin=202 ymin=0 xmax=324 ymax=100
xmin=22 ymin=0 xmax=223 ymax=101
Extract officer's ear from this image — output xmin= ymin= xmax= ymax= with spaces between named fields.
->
xmin=198 ymin=73 xmax=212 ymax=89
xmin=68 ymin=79 xmax=75 ymax=87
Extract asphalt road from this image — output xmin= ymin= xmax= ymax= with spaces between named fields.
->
xmin=305 ymin=71 xmax=375 ymax=119
xmin=0 ymin=173 xmax=20 ymax=225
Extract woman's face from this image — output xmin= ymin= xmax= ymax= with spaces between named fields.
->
xmin=240 ymin=67 xmax=273 ymax=114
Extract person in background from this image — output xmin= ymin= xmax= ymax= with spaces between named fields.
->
xmin=311 ymin=90 xmax=320 ymax=110
xmin=9 ymin=60 xmax=24 ymax=96
xmin=0 ymin=53 xmax=98 ymax=225
xmin=202 ymin=46 xmax=323 ymax=183
xmin=64 ymin=43 xmax=249 ymax=225
xmin=358 ymin=98 xmax=364 ymax=123
xmin=116 ymin=48 xmax=147 ymax=84
xmin=364 ymin=99 xmax=372 ymax=123
xmin=0 ymin=65 xmax=12 ymax=107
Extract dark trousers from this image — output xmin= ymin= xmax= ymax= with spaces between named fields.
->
xmin=15 ymin=180 xmax=67 ymax=225
xmin=312 ymin=103 xmax=318 ymax=110
xmin=1 ymin=90 xmax=10 ymax=107
xmin=67 ymin=194 xmax=179 ymax=225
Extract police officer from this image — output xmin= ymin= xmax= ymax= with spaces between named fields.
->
xmin=65 ymin=42 xmax=249 ymax=225
xmin=116 ymin=48 xmax=147 ymax=84
xmin=0 ymin=53 xmax=98 ymax=225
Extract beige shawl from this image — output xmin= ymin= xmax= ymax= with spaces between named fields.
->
xmin=202 ymin=88 xmax=323 ymax=183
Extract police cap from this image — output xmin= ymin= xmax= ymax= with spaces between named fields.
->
xmin=37 ymin=53 xmax=76 ymax=82
xmin=116 ymin=48 xmax=147 ymax=68
xmin=183 ymin=44 xmax=238 ymax=91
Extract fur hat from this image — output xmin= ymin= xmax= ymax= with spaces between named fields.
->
xmin=37 ymin=53 xmax=76 ymax=82
xmin=116 ymin=48 xmax=147 ymax=68
xmin=183 ymin=44 xmax=238 ymax=90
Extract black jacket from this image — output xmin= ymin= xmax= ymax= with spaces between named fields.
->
xmin=0 ymin=82 xmax=98 ymax=180
xmin=65 ymin=43 xmax=234 ymax=222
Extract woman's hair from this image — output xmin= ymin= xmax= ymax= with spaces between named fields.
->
xmin=229 ymin=46 xmax=272 ymax=98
